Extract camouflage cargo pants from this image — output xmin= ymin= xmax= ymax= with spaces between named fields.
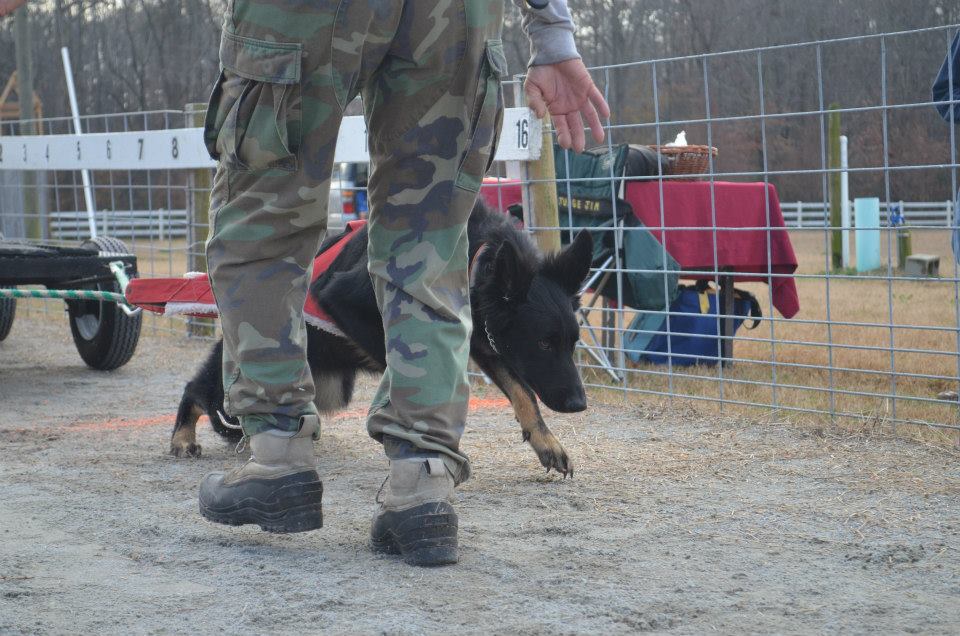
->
xmin=204 ymin=0 xmax=506 ymax=482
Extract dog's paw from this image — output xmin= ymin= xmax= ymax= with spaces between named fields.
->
xmin=170 ymin=442 xmax=202 ymax=458
xmin=526 ymin=429 xmax=573 ymax=478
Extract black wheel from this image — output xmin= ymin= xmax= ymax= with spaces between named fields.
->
xmin=67 ymin=236 xmax=142 ymax=370
xmin=0 ymin=294 xmax=15 ymax=342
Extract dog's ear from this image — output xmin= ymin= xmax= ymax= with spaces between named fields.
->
xmin=543 ymin=230 xmax=593 ymax=295
xmin=493 ymin=240 xmax=533 ymax=303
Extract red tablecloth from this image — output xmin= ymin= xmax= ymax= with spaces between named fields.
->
xmin=625 ymin=181 xmax=800 ymax=318
xmin=479 ymin=177 xmax=523 ymax=212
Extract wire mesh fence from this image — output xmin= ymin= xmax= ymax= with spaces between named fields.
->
xmin=0 ymin=110 xmax=192 ymax=337
xmin=1 ymin=24 xmax=958 ymax=438
xmin=0 ymin=106 xmax=363 ymax=337
xmin=521 ymin=23 xmax=960 ymax=437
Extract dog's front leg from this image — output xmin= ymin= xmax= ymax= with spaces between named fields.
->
xmin=472 ymin=354 xmax=573 ymax=477
xmin=171 ymin=391 xmax=204 ymax=458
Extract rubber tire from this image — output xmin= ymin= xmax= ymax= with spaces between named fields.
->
xmin=67 ymin=236 xmax=142 ymax=370
xmin=0 ymin=294 xmax=15 ymax=342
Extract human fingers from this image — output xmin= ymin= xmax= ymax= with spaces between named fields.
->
xmin=582 ymin=99 xmax=605 ymax=144
xmin=553 ymin=112 xmax=572 ymax=150
xmin=524 ymin=78 xmax=548 ymax=119
xmin=588 ymin=84 xmax=611 ymax=119
xmin=569 ymin=111 xmax=586 ymax=153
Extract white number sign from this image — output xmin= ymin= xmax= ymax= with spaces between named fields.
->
xmin=0 ymin=108 xmax=541 ymax=171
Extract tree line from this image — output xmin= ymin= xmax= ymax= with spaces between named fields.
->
xmin=1 ymin=0 xmax=958 ymax=202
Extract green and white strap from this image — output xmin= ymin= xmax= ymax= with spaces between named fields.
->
xmin=0 ymin=261 xmax=141 ymax=316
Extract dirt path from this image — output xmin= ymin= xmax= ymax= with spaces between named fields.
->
xmin=1 ymin=318 xmax=959 ymax=634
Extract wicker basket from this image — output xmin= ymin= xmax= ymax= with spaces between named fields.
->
xmin=653 ymin=144 xmax=718 ymax=179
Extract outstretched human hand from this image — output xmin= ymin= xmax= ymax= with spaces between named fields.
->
xmin=524 ymin=58 xmax=610 ymax=153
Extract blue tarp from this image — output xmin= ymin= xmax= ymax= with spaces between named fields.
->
xmin=933 ymin=30 xmax=960 ymax=263
xmin=624 ymin=286 xmax=760 ymax=367
xmin=933 ymin=31 xmax=960 ymax=123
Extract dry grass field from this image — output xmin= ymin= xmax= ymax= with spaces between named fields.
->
xmin=611 ymin=228 xmax=960 ymax=444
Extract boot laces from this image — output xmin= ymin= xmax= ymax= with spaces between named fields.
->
xmin=374 ymin=475 xmax=390 ymax=505
xmin=234 ymin=434 xmax=249 ymax=456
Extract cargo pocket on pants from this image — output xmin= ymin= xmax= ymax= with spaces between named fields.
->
xmin=203 ymin=30 xmax=303 ymax=172
xmin=455 ymin=39 xmax=509 ymax=193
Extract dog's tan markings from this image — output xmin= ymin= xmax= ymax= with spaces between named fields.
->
xmin=486 ymin=366 xmax=573 ymax=477
xmin=170 ymin=404 xmax=203 ymax=458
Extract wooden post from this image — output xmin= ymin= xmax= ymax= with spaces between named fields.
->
xmin=528 ymin=114 xmax=561 ymax=254
xmin=828 ymin=104 xmax=842 ymax=271
xmin=185 ymin=103 xmax=211 ymax=270
xmin=510 ymin=76 xmax=560 ymax=254
xmin=185 ymin=103 xmax=214 ymax=337
xmin=14 ymin=5 xmax=39 ymax=240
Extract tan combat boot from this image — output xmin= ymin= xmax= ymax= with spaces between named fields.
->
xmin=370 ymin=457 xmax=458 ymax=566
xmin=199 ymin=415 xmax=323 ymax=533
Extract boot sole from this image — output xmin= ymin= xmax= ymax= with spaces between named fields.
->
xmin=371 ymin=501 xmax=458 ymax=566
xmin=200 ymin=478 xmax=323 ymax=534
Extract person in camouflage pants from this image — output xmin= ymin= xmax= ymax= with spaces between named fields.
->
xmin=197 ymin=0 xmax=609 ymax=566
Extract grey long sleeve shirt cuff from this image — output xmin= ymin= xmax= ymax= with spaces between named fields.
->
xmin=511 ymin=0 xmax=581 ymax=67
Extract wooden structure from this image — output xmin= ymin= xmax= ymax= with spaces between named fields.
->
xmin=0 ymin=71 xmax=43 ymax=134
xmin=0 ymin=0 xmax=28 ymax=17
xmin=2 ymin=1 xmax=46 ymax=242
xmin=1 ymin=0 xmax=43 ymax=134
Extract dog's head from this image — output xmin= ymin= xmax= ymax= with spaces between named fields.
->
xmin=477 ymin=230 xmax=593 ymax=413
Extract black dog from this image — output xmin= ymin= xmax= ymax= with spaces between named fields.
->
xmin=170 ymin=201 xmax=593 ymax=476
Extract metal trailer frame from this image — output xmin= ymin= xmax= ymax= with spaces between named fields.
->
xmin=0 ymin=238 xmax=141 ymax=370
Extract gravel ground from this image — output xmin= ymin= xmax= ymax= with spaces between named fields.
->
xmin=1 ymin=317 xmax=959 ymax=635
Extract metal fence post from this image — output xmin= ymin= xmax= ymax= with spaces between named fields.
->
xmin=840 ymin=136 xmax=851 ymax=269
xmin=828 ymin=104 xmax=842 ymax=270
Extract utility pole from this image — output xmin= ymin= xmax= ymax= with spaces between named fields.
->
xmin=14 ymin=4 xmax=40 ymax=239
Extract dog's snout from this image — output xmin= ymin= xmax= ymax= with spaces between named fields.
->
xmin=564 ymin=394 xmax=587 ymax=413
xmin=538 ymin=386 xmax=588 ymax=413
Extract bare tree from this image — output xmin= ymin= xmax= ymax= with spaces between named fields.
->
xmin=0 ymin=0 xmax=956 ymax=199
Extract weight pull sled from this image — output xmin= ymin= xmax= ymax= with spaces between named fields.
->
xmin=124 ymin=220 xmax=368 ymax=338
xmin=0 ymin=235 xmax=141 ymax=370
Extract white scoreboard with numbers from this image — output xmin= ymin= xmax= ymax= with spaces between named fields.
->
xmin=0 ymin=108 xmax=541 ymax=171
